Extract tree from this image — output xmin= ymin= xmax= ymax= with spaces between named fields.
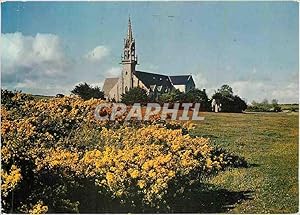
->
xmin=212 ymin=84 xmax=247 ymax=113
xmin=271 ymin=99 xmax=278 ymax=105
xmin=247 ymin=99 xmax=281 ymax=112
xmin=217 ymin=84 xmax=233 ymax=97
xmin=121 ymin=87 xmax=148 ymax=105
xmin=262 ymin=99 xmax=269 ymax=105
xmin=184 ymin=89 xmax=208 ymax=102
xmin=159 ymin=89 xmax=184 ymax=103
xmin=232 ymin=95 xmax=248 ymax=113
xmin=71 ymin=83 xmax=104 ymax=100
xmin=184 ymin=89 xmax=209 ymax=111
xmin=271 ymin=99 xmax=281 ymax=112
xmin=212 ymin=92 xmax=233 ymax=112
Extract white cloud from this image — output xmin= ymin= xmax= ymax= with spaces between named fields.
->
xmin=1 ymin=32 xmax=110 ymax=96
xmin=104 ymin=67 xmax=121 ymax=77
xmin=271 ymin=82 xmax=299 ymax=104
xmin=2 ymin=32 xmax=67 ymax=74
xmin=10 ymin=77 xmax=75 ymax=96
xmin=230 ymin=80 xmax=299 ymax=104
xmin=192 ymin=72 xmax=208 ymax=89
xmin=1 ymin=32 xmax=69 ymax=86
xmin=84 ymin=45 xmax=109 ymax=62
xmin=1 ymin=32 xmax=73 ymax=95
xmin=188 ymin=68 xmax=298 ymax=104
xmin=91 ymin=82 xmax=104 ymax=88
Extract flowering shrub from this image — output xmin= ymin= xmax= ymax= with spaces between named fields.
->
xmin=1 ymin=90 xmax=246 ymax=213
xmin=82 ymin=126 xmax=222 ymax=203
xmin=28 ymin=201 xmax=49 ymax=214
xmin=1 ymin=165 xmax=22 ymax=198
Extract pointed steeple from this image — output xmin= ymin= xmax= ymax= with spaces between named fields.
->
xmin=127 ymin=16 xmax=133 ymax=41
xmin=122 ymin=16 xmax=137 ymax=64
xmin=121 ymin=16 xmax=138 ymax=95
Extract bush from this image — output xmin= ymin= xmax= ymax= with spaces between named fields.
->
xmin=246 ymin=99 xmax=282 ymax=112
xmin=1 ymin=90 xmax=246 ymax=213
xmin=121 ymin=87 xmax=148 ymax=105
xmin=184 ymin=89 xmax=210 ymax=111
xmin=212 ymin=85 xmax=247 ymax=113
xmin=158 ymin=88 xmax=209 ymax=111
xmin=1 ymin=89 xmax=34 ymax=110
xmin=71 ymin=82 xmax=104 ymax=100
xmin=158 ymin=89 xmax=184 ymax=103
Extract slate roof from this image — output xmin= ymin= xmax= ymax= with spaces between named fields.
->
xmin=102 ymin=78 xmax=119 ymax=96
xmin=169 ymin=75 xmax=192 ymax=85
xmin=134 ymin=71 xmax=173 ymax=91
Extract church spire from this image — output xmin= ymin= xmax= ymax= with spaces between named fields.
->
xmin=122 ymin=16 xmax=137 ymax=63
xmin=121 ymin=16 xmax=137 ymax=95
xmin=127 ymin=16 xmax=133 ymax=41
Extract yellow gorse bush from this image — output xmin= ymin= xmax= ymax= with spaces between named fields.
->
xmin=28 ymin=201 xmax=48 ymax=214
xmin=1 ymin=165 xmax=22 ymax=197
xmin=1 ymin=91 xmax=242 ymax=212
xmin=36 ymin=125 xmax=223 ymax=203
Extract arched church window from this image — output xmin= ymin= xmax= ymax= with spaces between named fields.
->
xmin=125 ymin=86 xmax=128 ymax=92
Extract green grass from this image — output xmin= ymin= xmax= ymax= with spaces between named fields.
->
xmin=191 ymin=112 xmax=298 ymax=213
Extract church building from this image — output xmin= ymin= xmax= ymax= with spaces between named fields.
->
xmin=102 ymin=18 xmax=196 ymax=101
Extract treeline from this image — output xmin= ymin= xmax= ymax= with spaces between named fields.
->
xmin=69 ymin=83 xmax=286 ymax=113
xmin=246 ymin=99 xmax=282 ymax=112
xmin=120 ymin=84 xmax=247 ymax=113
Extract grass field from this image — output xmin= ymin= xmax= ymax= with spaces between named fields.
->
xmin=191 ymin=112 xmax=298 ymax=213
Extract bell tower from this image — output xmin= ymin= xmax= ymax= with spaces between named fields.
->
xmin=121 ymin=17 xmax=138 ymax=94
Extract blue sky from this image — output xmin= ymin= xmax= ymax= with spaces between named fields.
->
xmin=1 ymin=1 xmax=299 ymax=103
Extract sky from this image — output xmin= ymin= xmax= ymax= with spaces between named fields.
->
xmin=1 ymin=1 xmax=299 ymax=103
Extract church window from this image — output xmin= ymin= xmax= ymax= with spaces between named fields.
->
xmin=150 ymin=85 xmax=156 ymax=91
xmin=125 ymin=86 xmax=128 ymax=92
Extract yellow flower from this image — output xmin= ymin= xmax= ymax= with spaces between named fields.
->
xmin=148 ymin=170 xmax=156 ymax=178
xmin=168 ymin=171 xmax=175 ymax=177
xmin=129 ymin=169 xmax=139 ymax=179
xmin=206 ymin=158 xmax=213 ymax=169
xmin=137 ymin=180 xmax=146 ymax=189
xmin=29 ymin=200 xmax=48 ymax=214
xmin=106 ymin=172 xmax=116 ymax=186
xmin=1 ymin=165 xmax=22 ymax=197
